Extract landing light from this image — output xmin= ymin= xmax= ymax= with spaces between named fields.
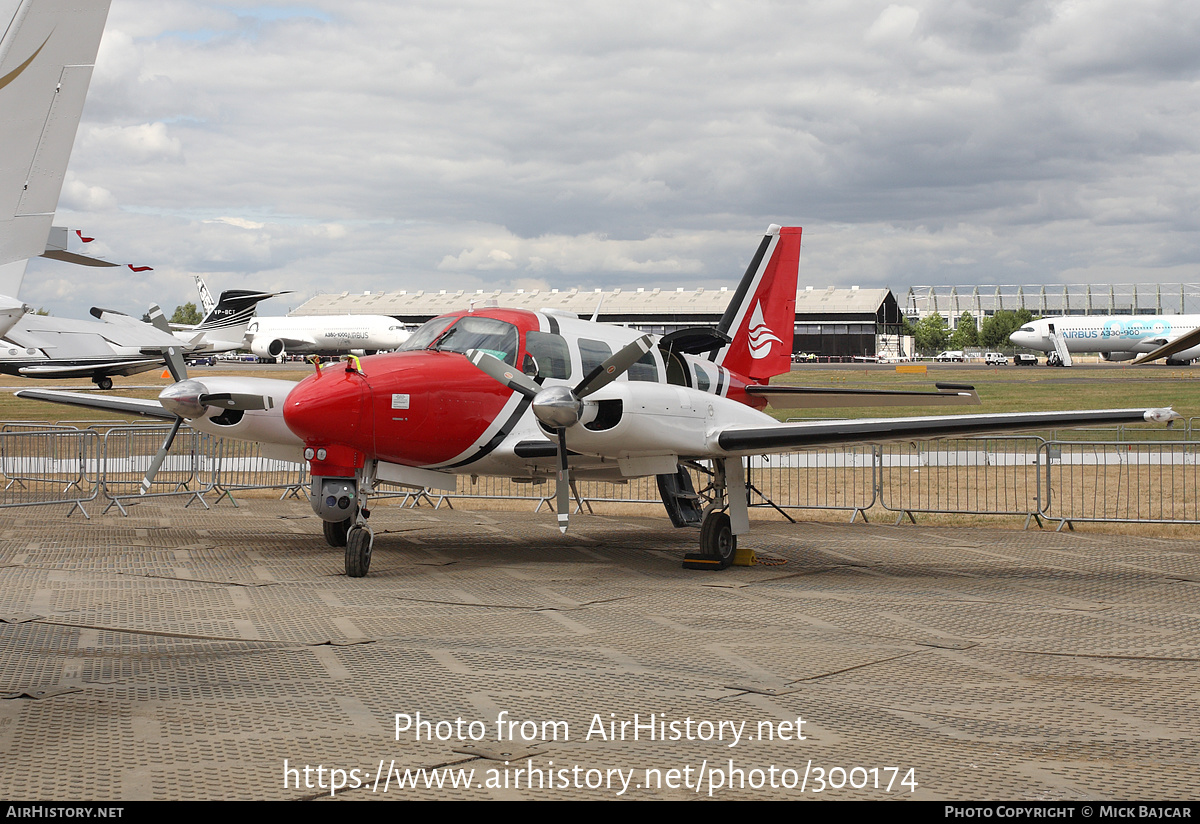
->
xmin=317 ymin=448 xmax=327 ymax=461
xmin=304 ymin=448 xmax=315 ymax=460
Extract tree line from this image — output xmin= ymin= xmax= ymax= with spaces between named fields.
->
xmin=903 ymin=309 xmax=1036 ymax=354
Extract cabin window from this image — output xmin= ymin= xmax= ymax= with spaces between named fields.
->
xmin=692 ymin=362 xmax=711 ymax=392
xmin=628 ymin=349 xmax=660 ymax=382
xmin=578 ymin=338 xmax=612 ymax=378
xmin=525 ymin=331 xmax=572 ymax=380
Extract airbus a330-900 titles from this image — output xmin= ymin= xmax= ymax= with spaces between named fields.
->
xmin=19 ymin=226 xmax=1181 ymax=576
xmin=1010 ymin=315 xmax=1200 ymax=367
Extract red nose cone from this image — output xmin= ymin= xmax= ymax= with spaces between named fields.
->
xmin=283 ymin=367 xmax=370 ymax=451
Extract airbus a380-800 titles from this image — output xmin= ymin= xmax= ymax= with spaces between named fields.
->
xmin=19 ymin=226 xmax=1180 ymax=577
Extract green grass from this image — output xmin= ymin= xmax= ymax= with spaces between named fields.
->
xmin=3 ymin=362 xmax=1199 ymax=431
xmin=769 ymin=364 xmax=1200 ymax=425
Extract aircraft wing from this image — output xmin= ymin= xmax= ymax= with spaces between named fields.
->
xmin=1131 ymin=326 xmax=1200 ymax=365
xmin=13 ymin=389 xmax=176 ymax=421
xmin=90 ymin=308 xmax=146 ymax=328
xmin=715 ymin=407 xmax=1178 ymax=455
xmin=744 ymin=383 xmax=979 ymax=409
xmin=19 ymin=359 xmax=161 ymax=379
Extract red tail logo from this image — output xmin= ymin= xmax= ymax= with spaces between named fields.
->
xmin=718 ymin=226 xmax=801 ymax=382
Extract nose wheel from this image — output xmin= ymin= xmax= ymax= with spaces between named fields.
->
xmin=345 ymin=525 xmax=373 ymax=577
xmin=323 ymin=517 xmax=351 ymax=547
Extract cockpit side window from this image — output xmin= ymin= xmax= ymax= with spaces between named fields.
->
xmin=525 ymin=331 xmax=572 ymax=380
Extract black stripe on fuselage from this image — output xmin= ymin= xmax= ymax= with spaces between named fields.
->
xmin=443 ymin=320 xmax=548 ymax=469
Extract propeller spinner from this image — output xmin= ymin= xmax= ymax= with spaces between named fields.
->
xmin=139 ymin=349 xmax=273 ymax=494
xmin=466 ymin=335 xmax=652 ymax=532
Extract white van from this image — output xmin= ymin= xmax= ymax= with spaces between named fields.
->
xmin=983 ymin=352 xmax=1007 ymax=365
xmin=935 ymin=350 xmax=965 ymax=362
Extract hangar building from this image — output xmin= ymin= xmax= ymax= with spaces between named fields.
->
xmin=292 ymin=286 xmax=903 ymax=359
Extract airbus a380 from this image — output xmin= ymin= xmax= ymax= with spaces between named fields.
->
xmin=20 ymin=225 xmax=1180 ymax=577
xmin=1010 ymin=315 xmax=1200 ymax=366
xmin=194 ymin=277 xmax=410 ymax=358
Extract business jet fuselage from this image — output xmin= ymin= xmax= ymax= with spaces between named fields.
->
xmin=245 ymin=315 xmax=410 ymax=359
xmin=1010 ymin=316 xmax=1200 ymax=364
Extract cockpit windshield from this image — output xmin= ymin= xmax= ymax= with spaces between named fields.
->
xmin=400 ymin=317 xmax=456 ymax=351
xmin=400 ymin=315 xmax=520 ymax=365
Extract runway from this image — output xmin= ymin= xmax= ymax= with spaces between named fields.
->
xmin=1 ymin=499 xmax=1198 ymax=800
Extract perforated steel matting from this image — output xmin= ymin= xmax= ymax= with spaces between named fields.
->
xmin=1 ymin=501 xmax=1198 ymax=800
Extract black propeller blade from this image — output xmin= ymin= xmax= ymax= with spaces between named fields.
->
xmin=139 ymin=346 xmax=190 ymax=494
xmin=140 ymin=416 xmax=183 ymax=495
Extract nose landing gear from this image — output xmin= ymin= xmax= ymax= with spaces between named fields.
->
xmin=312 ymin=473 xmax=375 ymax=577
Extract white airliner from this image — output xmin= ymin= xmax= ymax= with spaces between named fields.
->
xmin=194 ymin=276 xmax=410 ymax=358
xmin=1009 ymin=316 xmax=1200 ymax=367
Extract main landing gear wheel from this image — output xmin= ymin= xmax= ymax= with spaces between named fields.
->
xmin=94 ymin=376 xmax=113 ymax=390
xmin=700 ymin=510 xmax=736 ymax=570
xmin=323 ymin=518 xmax=351 ymax=547
xmin=345 ymin=526 xmax=373 ymax=578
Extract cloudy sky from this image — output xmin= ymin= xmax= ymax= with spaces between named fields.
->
xmin=15 ymin=0 xmax=1200 ymax=318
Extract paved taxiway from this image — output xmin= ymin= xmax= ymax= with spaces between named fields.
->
xmin=1 ymin=499 xmax=1198 ymax=800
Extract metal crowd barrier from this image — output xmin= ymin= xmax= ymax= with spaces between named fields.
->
xmin=0 ymin=428 xmax=99 ymax=518
xmin=98 ymin=425 xmax=217 ymax=515
xmin=5 ymin=423 xmax=1200 ymax=530
xmin=876 ymin=437 xmax=1048 ymax=527
xmin=211 ymin=438 xmax=308 ymax=504
xmin=1040 ymin=440 xmax=1200 ymax=529
xmin=745 ymin=449 xmax=876 ymax=521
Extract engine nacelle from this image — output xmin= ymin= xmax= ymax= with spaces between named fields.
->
xmin=250 ymin=337 xmax=286 ymax=358
xmin=559 ymin=382 xmax=776 ymax=470
xmin=1101 ymin=352 xmax=1137 ymax=362
xmin=181 ymin=377 xmax=304 ymax=457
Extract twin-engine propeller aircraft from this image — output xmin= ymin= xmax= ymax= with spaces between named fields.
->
xmin=18 ymin=226 xmax=1181 ymax=576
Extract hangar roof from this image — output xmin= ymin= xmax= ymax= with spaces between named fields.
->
xmin=292 ymin=286 xmax=897 ymax=323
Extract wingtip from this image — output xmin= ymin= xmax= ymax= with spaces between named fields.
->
xmin=1145 ymin=407 xmax=1182 ymax=423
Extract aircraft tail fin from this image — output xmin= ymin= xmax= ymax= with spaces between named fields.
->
xmin=192 ymin=288 xmax=287 ymax=348
xmin=714 ymin=225 xmax=801 ymax=382
xmin=197 ymin=289 xmax=282 ymax=331
xmin=194 ymin=275 xmax=216 ymax=316
xmin=0 ymin=0 xmax=113 ymax=291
